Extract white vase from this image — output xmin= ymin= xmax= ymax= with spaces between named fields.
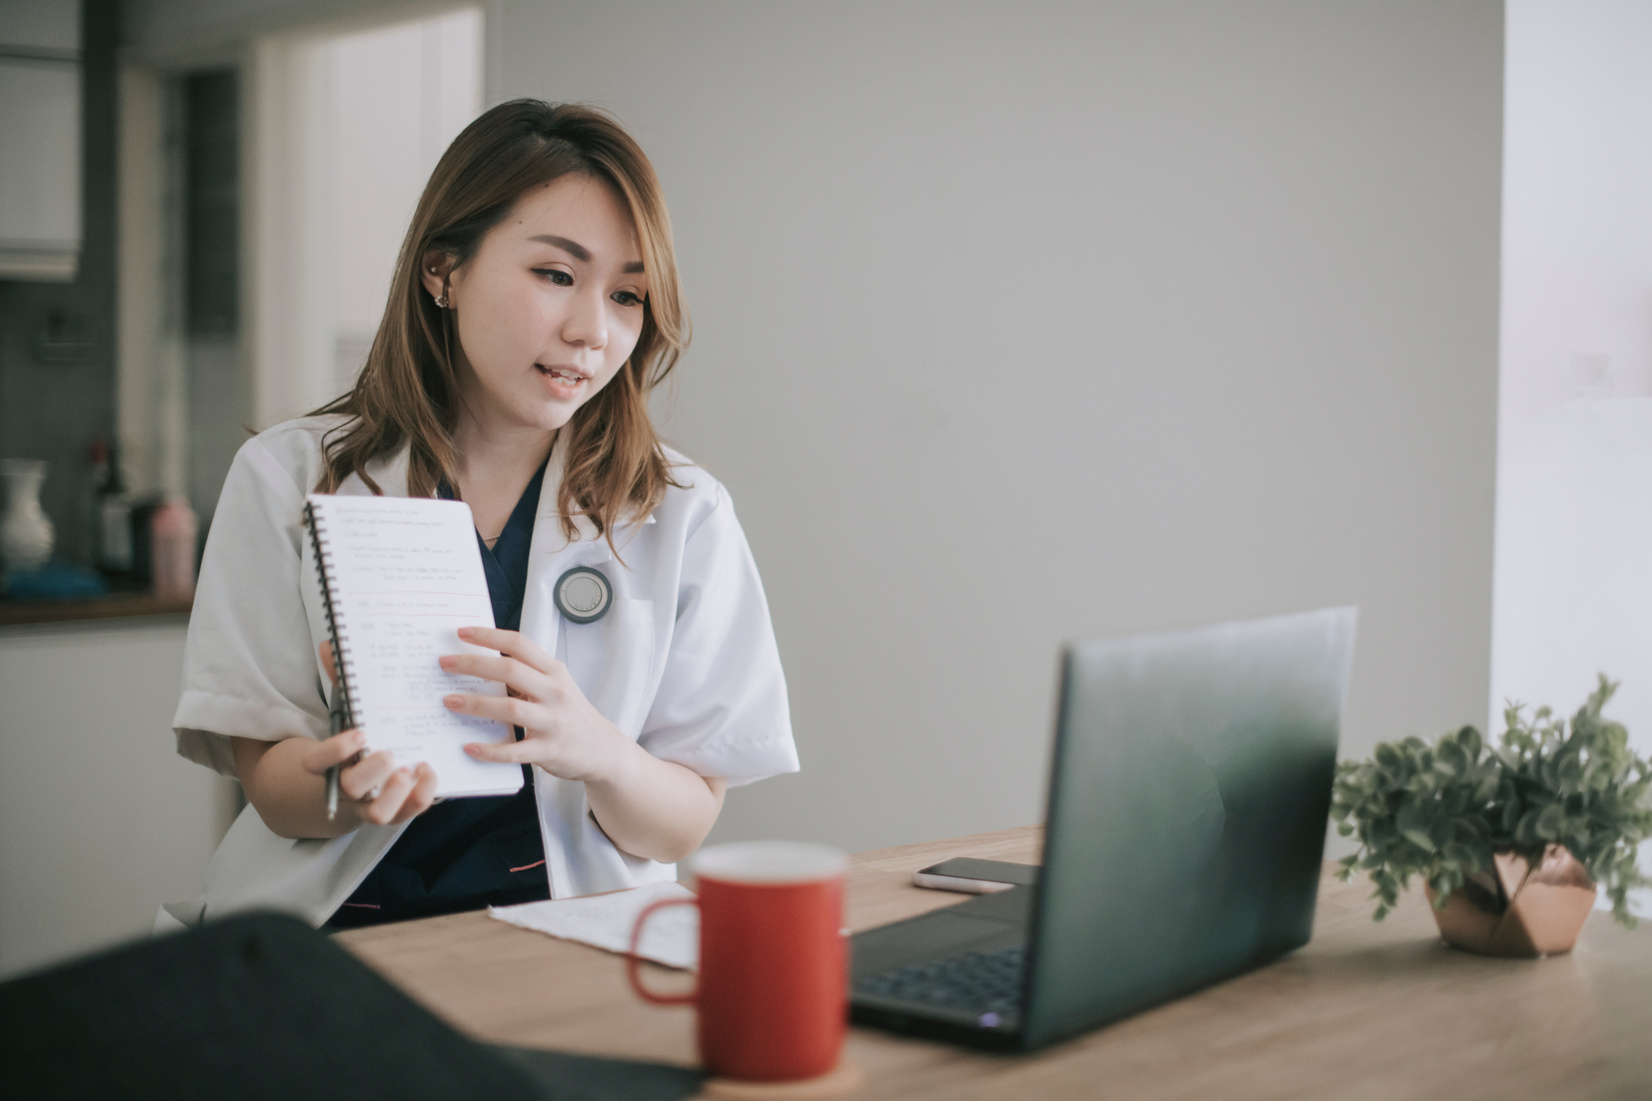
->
xmin=1 ymin=459 xmax=55 ymax=571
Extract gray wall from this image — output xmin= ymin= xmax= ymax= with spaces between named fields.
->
xmin=490 ymin=0 xmax=1505 ymax=853
xmin=115 ymin=0 xmax=1505 ymax=857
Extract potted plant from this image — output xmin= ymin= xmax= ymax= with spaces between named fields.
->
xmin=1330 ymin=676 xmax=1652 ymax=957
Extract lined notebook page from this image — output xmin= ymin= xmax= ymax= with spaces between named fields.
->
xmin=307 ymin=494 xmax=523 ymax=799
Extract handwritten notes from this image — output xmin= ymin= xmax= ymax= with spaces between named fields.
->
xmin=490 ymin=881 xmax=700 ymax=970
xmin=307 ymin=494 xmax=522 ymax=799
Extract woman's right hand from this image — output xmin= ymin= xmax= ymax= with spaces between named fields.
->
xmin=295 ymin=722 xmax=438 ymax=828
xmin=312 ymin=640 xmax=437 ymax=827
xmin=233 ymin=644 xmax=440 ymax=837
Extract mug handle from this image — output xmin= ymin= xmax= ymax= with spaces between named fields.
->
xmin=627 ymin=896 xmax=699 ymax=1006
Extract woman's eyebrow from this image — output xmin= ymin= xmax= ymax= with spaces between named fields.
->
xmin=529 ymin=234 xmax=645 ymax=274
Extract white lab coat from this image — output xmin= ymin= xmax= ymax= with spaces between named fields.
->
xmin=160 ymin=415 xmax=798 ymax=930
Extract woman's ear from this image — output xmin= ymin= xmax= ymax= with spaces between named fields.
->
xmin=419 ymin=250 xmax=455 ymax=304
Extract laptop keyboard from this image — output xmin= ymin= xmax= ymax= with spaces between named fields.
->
xmin=854 ymin=944 xmax=1026 ymax=1023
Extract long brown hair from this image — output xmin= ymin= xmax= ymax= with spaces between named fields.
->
xmin=311 ymin=100 xmax=688 ymax=546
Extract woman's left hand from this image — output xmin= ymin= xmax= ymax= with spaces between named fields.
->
xmin=441 ymin=625 xmax=632 ymax=783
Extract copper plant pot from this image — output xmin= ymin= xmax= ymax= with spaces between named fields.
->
xmin=1423 ymin=844 xmax=1597 ymax=958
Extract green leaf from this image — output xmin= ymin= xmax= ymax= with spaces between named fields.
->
xmin=1473 ymin=771 xmax=1500 ymax=804
xmin=1559 ymin=756 xmax=1585 ymax=794
xmin=1435 ymin=738 xmax=1467 ymax=777
xmin=1400 ymin=828 xmax=1433 ymax=851
xmin=1443 ymin=787 xmax=1469 ymax=818
xmin=1395 ymin=803 xmax=1435 ymax=853
xmin=1460 ymin=726 xmax=1483 ymax=762
xmin=1541 ymin=757 xmax=1560 ymax=791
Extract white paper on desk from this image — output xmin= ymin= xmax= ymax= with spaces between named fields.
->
xmin=489 ymin=881 xmax=699 ymax=970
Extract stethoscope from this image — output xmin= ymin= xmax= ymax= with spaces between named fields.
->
xmin=554 ymin=566 xmax=613 ymax=624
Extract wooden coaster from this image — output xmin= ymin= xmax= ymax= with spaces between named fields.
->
xmin=702 ymin=1059 xmax=865 ymax=1100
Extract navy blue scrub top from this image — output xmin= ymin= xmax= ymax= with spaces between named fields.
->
xmin=328 ymin=459 xmax=551 ymax=929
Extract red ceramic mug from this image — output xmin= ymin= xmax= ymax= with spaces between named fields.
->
xmin=628 ymin=841 xmax=849 ymax=1082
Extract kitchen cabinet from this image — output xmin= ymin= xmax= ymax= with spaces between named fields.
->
xmin=0 ymin=0 xmax=81 ymax=281
xmin=0 ymin=617 xmax=237 ymax=977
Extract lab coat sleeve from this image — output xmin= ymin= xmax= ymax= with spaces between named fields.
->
xmin=638 ymin=484 xmax=799 ymax=787
xmin=171 ymin=436 xmax=328 ymax=777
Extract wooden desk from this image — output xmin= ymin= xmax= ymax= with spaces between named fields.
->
xmin=337 ymin=828 xmax=1652 ymax=1100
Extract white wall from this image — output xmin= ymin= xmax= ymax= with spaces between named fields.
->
xmin=122 ymin=0 xmax=420 ymax=57
xmin=1492 ymin=0 xmax=1652 ymax=915
xmin=0 ymin=622 xmax=236 ymax=978
xmin=1491 ymin=0 xmax=1652 ymax=737
xmin=330 ymin=8 xmax=481 ymax=393
xmin=489 ymin=0 xmax=1505 ymax=853
xmin=247 ymin=7 xmax=481 ymax=428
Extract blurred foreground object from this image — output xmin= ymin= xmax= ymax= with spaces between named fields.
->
xmin=0 ymin=910 xmax=705 ymax=1100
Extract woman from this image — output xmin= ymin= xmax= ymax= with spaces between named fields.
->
xmin=162 ymin=101 xmax=797 ymax=930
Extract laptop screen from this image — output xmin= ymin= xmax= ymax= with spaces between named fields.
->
xmin=1022 ymin=607 xmax=1355 ymax=1048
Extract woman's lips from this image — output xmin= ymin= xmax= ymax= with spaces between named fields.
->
xmin=535 ymin=363 xmax=588 ymax=396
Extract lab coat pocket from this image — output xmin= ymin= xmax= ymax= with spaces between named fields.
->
xmin=566 ymin=597 xmax=657 ymax=739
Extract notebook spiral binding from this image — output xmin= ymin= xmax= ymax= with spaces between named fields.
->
xmin=303 ymin=499 xmax=359 ymax=729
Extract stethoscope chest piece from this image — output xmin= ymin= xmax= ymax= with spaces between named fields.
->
xmin=554 ymin=566 xmax=613 ymax=624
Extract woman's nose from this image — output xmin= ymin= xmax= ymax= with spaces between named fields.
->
xmin=561 ymin=287 xmax=608 ymax=349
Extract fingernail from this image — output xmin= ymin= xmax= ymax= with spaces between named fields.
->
xmin=438 ymin=655 xmax=458 ymax=670
xmin=457 ymin=626 xmax=475 ymax=638
xmin=444 ymin=694 xmax=463 ymax=708
xmin=351 ymin=730 xmax=366 ymax=747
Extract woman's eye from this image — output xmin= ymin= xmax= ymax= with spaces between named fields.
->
xmin=611 ymin=290 xmax=644 ymax=307
xmin=534 ymin=268 xmax=573 ymax=286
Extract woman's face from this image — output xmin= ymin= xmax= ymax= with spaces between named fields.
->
xmin=427 ymin=173 xmax=649 ymax=434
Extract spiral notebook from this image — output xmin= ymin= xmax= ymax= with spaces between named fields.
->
xmin=304 ymin=494 xmax=523 ymax=799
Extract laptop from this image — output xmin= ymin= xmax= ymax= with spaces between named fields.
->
xmin=850 ymin=606 xmax=1357 ymax=1051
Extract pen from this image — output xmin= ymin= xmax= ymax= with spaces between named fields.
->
xmin=326 ymin=688 xmax=346 ymax=820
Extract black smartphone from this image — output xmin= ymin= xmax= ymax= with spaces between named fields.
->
xmin=910 ymin=858 xmax=1041 ymax=894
